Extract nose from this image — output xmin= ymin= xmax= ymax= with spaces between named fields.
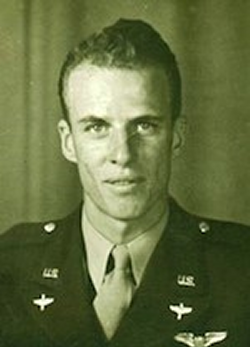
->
xmin=108 ymin=128 xmax=134 ymax=166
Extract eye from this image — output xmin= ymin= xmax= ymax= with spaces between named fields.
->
xmin=136 ymin=121 xmax=158 ymax=135
xmin=84 ymin=120 xmax=109 ymax=135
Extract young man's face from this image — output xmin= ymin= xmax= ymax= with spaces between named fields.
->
xmin=59 ymin=64 xmax=183 ymax=221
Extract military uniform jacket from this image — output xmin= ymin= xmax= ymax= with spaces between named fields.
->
xmin=0 ymin=200 xmax=250 ymax=347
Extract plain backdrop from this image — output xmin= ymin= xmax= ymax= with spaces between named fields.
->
xmin=0 ymin=0 xmax=250 ymax=233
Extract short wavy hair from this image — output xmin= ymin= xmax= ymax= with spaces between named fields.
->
xmin=58 ymin=18 xmax=182 ymax=123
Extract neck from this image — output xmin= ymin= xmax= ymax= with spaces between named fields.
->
xmin=83 ymin=197 xmax=169 ymax=244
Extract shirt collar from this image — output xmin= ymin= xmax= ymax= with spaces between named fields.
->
xmin=127 ymin=212 xmax=168 ymax=285
xmin=82 ymin=208 xmax=168 ymax=292
xmin=83 ymin=212 xmax=113 ymax=292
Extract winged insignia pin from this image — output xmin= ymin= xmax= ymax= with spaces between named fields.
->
xmin=174 ymin=331 xmax=228 ymax=347
xmin=169 ymin=303 xmax=193 ymax=320
xmin=33 ymin=293 xmax=55 ymax=311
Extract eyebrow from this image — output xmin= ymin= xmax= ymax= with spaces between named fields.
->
xmin=77 ymin=114 xmax=165 ymax=124
xmin=132 ymin=115 xmax=164 ymax=123
xmin=77 ymin=116 xmax=107 ymax=124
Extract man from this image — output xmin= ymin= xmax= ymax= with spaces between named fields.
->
xmin=0 ymin=19 xmax=250 ymax=347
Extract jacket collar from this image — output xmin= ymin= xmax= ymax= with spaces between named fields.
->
xmin=20 ymin=199 xmax=210 ymax=346
xmin=19 ymin=205 xmax=106 ymax=346
xmin=111 ymin=200 xmax=210 ymax=346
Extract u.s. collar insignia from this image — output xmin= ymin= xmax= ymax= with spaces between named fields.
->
xmin=169 ymin=303 xmax=193 ymax=320
xmin=42 ymin=268 xmax=59 ymax=279
xmin=174 ymin=331 xmax=228 ymax=347
xmin=177 ymin=275 xmax=196 ymax=287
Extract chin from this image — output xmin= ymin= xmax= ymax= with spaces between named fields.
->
xmin=104 ymin=204 xmax=147 ymax=221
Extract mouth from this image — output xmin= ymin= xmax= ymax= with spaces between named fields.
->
xmin=104 ymin=177 xmax=144 ymax=192
xmin=106 ymin=179 xmax=138 ymax=184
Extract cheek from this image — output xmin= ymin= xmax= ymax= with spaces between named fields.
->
xmin=142 ymin=137 xmax=172 ymax=165
xmin=74 ymin=137 xmax=105 ymax=164
xmin=73 ymin=141 xmax=106 ymax=182
xmin=144 ymin=141 xmax=172 ymax=183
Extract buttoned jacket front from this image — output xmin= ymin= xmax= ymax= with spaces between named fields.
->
xmin=0 ymin=200 xmax=250 ymax=347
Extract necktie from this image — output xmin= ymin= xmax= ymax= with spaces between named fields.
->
xmin=93 ymin=245 xmax=135 ymax=339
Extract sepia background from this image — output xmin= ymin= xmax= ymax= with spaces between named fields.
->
xmin=0 ymin=0 xmax=249 ymax=233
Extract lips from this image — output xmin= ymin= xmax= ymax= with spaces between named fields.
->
xmin=104 ymin=176 xmax=144 ymax=191
xmin=106 ymin=179 xmax=137 ymax=184
xmin=104 ymin=177 xmax=144 ymax=184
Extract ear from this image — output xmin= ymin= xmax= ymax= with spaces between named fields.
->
xmin=171 ymin=116 xmax=187 ymax=158
xmin=57 ymin=119 xmax=77 ymax=163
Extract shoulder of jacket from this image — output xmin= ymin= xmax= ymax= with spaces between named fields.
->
xmin=170 ymin=198 xmax=250 ymax=249
xmin=0 ymin=205 xmax=81 ymax=249
xmin=0 ymin=220 xmax=58 ymax=248
xmin=200 ymin=217 xmax=250 ymax=247
xmin=189 ymin=212 xmax=250 ymax=250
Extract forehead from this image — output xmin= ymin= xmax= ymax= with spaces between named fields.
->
xmin=65 ymin=64 xmax=171 ymax=118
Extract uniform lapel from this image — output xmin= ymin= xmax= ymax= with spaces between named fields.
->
xmin=111 ymin=201 xmax=211 ymax=347
xmin=18 ymin=206 xmax=106 ymax=347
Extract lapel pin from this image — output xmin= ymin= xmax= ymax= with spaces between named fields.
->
xmin=42 ymin=268 xmax=59 ymax=279
xmin=33 ymin=293 xmax=55 ymax=311
xmin=177 ymin=275 xmax=196 ymax=287
xmin=169 ymin=303 xmax=193 ymax=320
xmin=174 ymin=331 xmax=228 ymax=347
